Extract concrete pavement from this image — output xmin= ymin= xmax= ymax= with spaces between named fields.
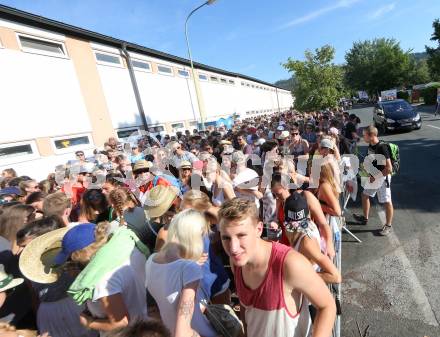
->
xmin=341 ymin=104 xmax=440 ymax=337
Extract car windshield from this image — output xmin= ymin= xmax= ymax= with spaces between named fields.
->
xmin=382 ymin=101 xmax=412 ymax=113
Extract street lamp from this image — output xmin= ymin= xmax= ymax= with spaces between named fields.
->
xmin=185 ymin=0 xmax=217 ymax=131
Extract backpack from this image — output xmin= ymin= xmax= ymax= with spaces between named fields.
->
xmin=153 ymin=174 xmax=181 ymax=190
xmin=380 ymin=141 xmax=400 ymax=175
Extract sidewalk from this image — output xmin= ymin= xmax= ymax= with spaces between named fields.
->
xmin=341 ymin=199 xmax=440 ymax=336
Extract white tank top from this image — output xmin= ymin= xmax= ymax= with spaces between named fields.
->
xmin=293 ymin=223 xmax=321 ymax=272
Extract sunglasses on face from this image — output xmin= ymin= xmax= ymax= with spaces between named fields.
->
xmin=134 ymin=169 xmax=149 ymax=175
xmin=76 ymin=153 xmax=84 ymax=157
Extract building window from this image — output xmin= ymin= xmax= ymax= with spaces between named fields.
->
xmin=210 ymin=76 xmax=219 ymax=82
xmin=220 ymin=78 xmax=227 ymax=84
xmin=177 ymin=69 xmax=190 ymax=78
xmin=229 ymin=80 xmax=235 ymax=85
xmin=117 ymin=128 xmax=141 ymax=141
xmin=52 ymin=134 xmax=93 ymax=154
xmin=148 ymin=125 xmax=165 ymax=134
xmin=95 ymin=51 xmax=122 ymax=66
xmin=157 ymin=65 xmax=173 ymax=75
xmin=0 ymin=141 xmax=39 ymax=165
xmin=171 ymin=123 xmax=185 ymax=132
xmin=18 ymin=34 xmax=67 ymax=58
xmin=199 ymin=73 xmax=208 ymax=81
xmin=246 ymin=83 xmax=250 ymax=87
xmin=132 ymin=60 xmax=151 ymax=72
xmin=241 ymin=82 xmax=245 ymax=86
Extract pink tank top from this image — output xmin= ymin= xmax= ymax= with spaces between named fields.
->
xmin=234 ymin=242 xmax=311 ymax=337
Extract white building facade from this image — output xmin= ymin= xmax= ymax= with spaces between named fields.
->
xmin=0 ymin=5 xmax=293 ymax=179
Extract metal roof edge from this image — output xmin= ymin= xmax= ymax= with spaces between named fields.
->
xmin=0 ymin=4 xmax=290 ymax=91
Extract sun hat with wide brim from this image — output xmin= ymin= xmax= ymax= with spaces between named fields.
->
xmin=0 ymin=264 xmax=24 ymax=292
xmin=19 ymin=227 xmax=70 ymax=284
xmin=133 ymin=160 xmax=153 ymax=172
xmin=144 ymin=185 xmax=179 ymax=219
xmin=179 ymin=160 xmax=192 ymax=169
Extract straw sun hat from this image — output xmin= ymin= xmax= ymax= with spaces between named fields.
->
xmin=144 ymin=185 xmax=179 ymax=219
xmin=0 ymin=264 xmax=23 ymax=292
xmin=19 ymin=227 xmax=69 ymax=284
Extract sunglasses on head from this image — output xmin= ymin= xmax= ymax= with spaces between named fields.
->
xmin=87 ymin=193 xmax=103 ymax=201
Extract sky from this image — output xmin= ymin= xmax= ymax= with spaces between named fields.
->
xmin=1 ymin=0 xmax=439 ymax=83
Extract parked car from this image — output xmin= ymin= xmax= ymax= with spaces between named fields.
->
xmin=373 ymin=99 xmax=422 ymax=133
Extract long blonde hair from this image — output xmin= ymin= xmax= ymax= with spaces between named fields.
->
xmin=319 ymin=162 xmax=339 ymax=196
xmin=164 ymin=209 xmax=205 ymax=261
xmin=181 ymin=190 xmax=215 ymax=230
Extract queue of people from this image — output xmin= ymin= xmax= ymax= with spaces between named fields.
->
xmin=0 ymin=107 xmax=386 ymax=337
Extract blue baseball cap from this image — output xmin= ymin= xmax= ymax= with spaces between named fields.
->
xmin=0 ymin=187 xmax=22 ymax=196
xmin=54 ymin=223 xmax=96 ymax=265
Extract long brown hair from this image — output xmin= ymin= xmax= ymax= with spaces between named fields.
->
xmin=79 ymin=189 xmax=108 ymax=222
xmin=108 ymin=188 xmax=139 ymax=225
xmin=0 ymin=204 xmax=35 ymax=241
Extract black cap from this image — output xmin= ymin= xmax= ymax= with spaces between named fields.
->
xmin=284 ymin=192 xmax=309 ymax=222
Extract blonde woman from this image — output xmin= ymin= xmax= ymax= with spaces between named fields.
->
xmin=53 ymin=222 xmax=148 ymax=336
xmin=314 ymin=162 xmax=341 ymax=217
xmin=180 ymin=191 xmax=231 ymax=305
xmin=145 ymin=209 xmax=218 ymax=337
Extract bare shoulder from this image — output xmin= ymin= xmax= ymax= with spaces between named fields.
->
xmin=283 ymin=250 xmax=311 ymax=275
xmin=283 ymin=249 xmax=315 ymax=287
xmin=303 ymin=189 xmax=318 ymax=202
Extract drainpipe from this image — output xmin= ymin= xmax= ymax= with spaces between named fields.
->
xmin=120 ymin=43 xmax=149 ymax=132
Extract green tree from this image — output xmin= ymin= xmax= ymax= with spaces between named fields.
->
xmin=426 ymin=19 xmax=440 ymax=80
xmin=274 ymin=76 xmax=296 ymax=91
xmin=283 ymin=45 xmax=344 ymax=111
xmin=344 ymin=38 xmax=411 ymax=96
xmin=406 ymin=58 xmax=431 ymax=85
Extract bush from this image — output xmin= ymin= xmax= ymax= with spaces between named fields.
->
xmin=397 ymin=91 xmax=410 ymax=101
xmin=420 ymin=85 xmax=440 ymax=105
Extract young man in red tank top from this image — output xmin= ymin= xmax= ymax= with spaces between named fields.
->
xmin=219 ymin=198 xmax=335 ymax=337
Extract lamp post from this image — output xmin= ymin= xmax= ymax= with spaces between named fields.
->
xmin=185 ymin=0 xmax=217 ymax=131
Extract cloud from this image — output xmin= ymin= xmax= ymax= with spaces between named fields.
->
xmin=367 ymin=3 xmax=396 ymax=20
xmin=279 ymin=0 xmax=362 ymax=29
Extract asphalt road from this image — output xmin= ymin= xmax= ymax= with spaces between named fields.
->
xmin=341 ymin=104 xmax=440 ymax=337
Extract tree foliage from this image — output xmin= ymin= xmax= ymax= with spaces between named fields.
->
xmin=344 ymin=38 xmax=411 ymax=95
xmin=426 ymin=19 xmax=440 ymax=81
xmin=407 ymin=58 xmax=431 ymax=85
xmin=274 ymin=76 xmax=296 ymax=91
xmin=283 ymin=45 xmax=344 ymax=111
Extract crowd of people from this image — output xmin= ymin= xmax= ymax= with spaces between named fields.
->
xmin=0 ymin=107 xmax=396 ymax=337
